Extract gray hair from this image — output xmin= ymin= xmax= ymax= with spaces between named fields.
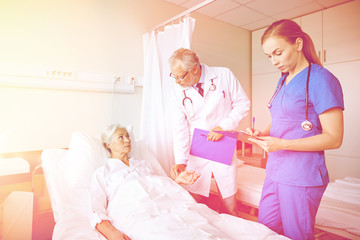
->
xmin=169 ymin=48 xmax=200 ymax=71
xmin=101 ymin=124 xmax=127 ymax=153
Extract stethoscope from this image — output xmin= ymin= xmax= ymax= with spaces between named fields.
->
xmin=267 ymin=64 xmax=313 ymax=131
xmin=182 ymin=79 xmax=216 ymax=118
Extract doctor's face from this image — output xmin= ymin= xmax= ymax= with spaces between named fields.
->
xmin=262 ymin=36 xmax=301 ymax=74
xmin=170 ymin=63 xmax=198 ymax=88
xmin=107 ymin=128 xmax=131 ymax=155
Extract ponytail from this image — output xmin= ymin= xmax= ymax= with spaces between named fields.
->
xmin=301 ymin=32 xmax=322 ymax=66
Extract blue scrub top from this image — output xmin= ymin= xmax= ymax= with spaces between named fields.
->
xmin=267 ymin=64 xmax=344 ymax=187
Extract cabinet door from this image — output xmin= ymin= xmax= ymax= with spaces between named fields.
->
xmin=323 ymin=0 xmax=360 ymax=64
xmin=252 ymin=72 xmax=280 ymax=131
xmin=301 ymin=11 xmax=323 ymax=63
xmin=252 ymin=28 xmax=277 ymax=76
xmin=326 ymin=60 xmax=360 ymax=158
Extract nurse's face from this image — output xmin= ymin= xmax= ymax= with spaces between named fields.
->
xmin=262 ymin=36 xmax=301 ymax=74
xmin=170 ymin=62 xmax=198 ymax=88
xmin=107 ymin=128 xmax=131 ymax=155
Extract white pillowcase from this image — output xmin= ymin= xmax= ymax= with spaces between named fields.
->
xmin=65 ymin=132 xmax=108 ymax=189
xmin=65 ymin=125 xmax=136 ymax=189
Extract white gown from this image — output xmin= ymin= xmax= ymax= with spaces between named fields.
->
xmin=89 ymin=158 xmax=287 ymax=240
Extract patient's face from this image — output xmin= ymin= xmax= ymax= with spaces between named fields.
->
xmin=108 ymin=128 xmax=131 ymax=155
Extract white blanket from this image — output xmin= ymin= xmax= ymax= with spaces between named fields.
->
xmin=41 ymin=133 xmax=289 ymax=240
xmin=93 ymin=164 xmax=287 ymax=240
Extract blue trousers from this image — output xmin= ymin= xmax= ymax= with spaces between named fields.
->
xmin=258 ymin=177 xmax=327 ymax=240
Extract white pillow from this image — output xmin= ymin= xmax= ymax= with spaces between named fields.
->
xmin=65 ymin=132 xmax=108 ymax=189
xmin=65 ymin=125 xmax=136 ymax=189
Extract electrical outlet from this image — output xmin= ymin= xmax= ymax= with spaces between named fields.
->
xmin=45 ymin=70 xmax=77 ymax=80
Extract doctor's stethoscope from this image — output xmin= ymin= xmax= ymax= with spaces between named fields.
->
xmin=267 ymin=63 xmax=313 ymax=131
xmin=182 ymin=79 xmax=216 ymax=118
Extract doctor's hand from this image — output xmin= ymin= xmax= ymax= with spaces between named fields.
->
xmin=170 ymin=164 xmax=187 ymax=180
xmin=208 ymin=126 xmax=224 ymax=141
xmin=174 ymin=170 xmax=201 ymax=185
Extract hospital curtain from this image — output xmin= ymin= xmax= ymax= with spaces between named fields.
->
xmin=141 ymin=17 xmax=196 ymax=175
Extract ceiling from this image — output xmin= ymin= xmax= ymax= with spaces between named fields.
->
xmin=161 ymin=0 xmax=353 ymax=31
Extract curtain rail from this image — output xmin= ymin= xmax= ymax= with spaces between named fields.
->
xmin=151 ymin=0 xmax=216 ymax=32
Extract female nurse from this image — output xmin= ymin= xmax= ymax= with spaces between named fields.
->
xmin=248 ymin=19 xmax=344 ymax=240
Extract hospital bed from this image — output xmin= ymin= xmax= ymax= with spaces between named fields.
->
xmin=40 ymin=129 xmax=289 ymax=240
xmin=211 ymin=162 xmax=360 ymax=240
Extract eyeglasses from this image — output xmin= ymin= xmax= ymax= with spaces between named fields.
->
xmin=169 ymin=71 xmax=189 ymax=80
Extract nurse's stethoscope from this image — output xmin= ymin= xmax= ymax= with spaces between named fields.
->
xmin=267 ymin=64 xmax=313 ymax=131
xmin=182 ymin=79 xmax=216 ymax=117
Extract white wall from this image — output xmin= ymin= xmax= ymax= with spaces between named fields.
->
xmin=0 ymin=0 xmax=251 ymax=153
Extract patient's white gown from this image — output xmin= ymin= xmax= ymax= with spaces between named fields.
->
xmin=90 ymin=158 xmax=285 ymax=240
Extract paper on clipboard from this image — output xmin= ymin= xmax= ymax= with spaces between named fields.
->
xmin=189 ymin=128 xmax=237 ymax=165
xmin=237 ymin=131 xmax=264 ymax=142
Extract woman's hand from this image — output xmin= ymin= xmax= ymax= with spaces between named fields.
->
xmin=245 ymin=127 xmax=261 ymax=137
xmin=175 ymin=170 xmax=201 ymax=185
xmin=248 ymin=136 xmax=284 ymax=152
xmin=248 ymin=108 xmax=344 ymax=153
xmin=96 ymin=220 xmax=131 ymax=240
xmin=207 ymin=126 xmax=224 ymax=141
xmin=109 ymin=230 xmax=131 ymax=240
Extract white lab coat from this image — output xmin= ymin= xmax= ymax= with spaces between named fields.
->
xmin=171 ymin=64 xmax=250 ymax=198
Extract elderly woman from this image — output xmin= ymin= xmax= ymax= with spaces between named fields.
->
xmin=90 ymin=124 xmax=200 ymax=240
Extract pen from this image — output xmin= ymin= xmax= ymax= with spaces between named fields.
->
xmin=252 ymin=117 xmax=255 ymax=131
xmin=222 ymin=90 xmax=225 ymax=98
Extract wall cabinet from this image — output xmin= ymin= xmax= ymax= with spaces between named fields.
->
xmin=301 ymin=0 xmax=360 ymax=65
xmin=251 ymin=28 xmax=274 ymax=76
xmin=322 ymin=0 xmax=360 ymax=64
xmin=325 ymin=60 xmax=360 ymax=158
xmin=251 ymin=72 xmax=279 ymax=131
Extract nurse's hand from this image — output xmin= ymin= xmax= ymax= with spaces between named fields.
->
xmin=248 ymin=136 xmax=284 ymax=152
xmin=170 ymin=164 xmax=186 ymax=180
xmin=208 ymin=126 xmax=224 ymax=141
xmin=245 ymin=127 xmax=261 ymax=136
xmin=175 ymin=170 xmax=201 ymax=185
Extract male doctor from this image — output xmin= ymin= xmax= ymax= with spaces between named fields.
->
xmin=169 ymin=48 xmax=250 ymax=215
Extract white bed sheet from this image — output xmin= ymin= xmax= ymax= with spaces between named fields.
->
xmin=316 ymin=177 xmax=360 ymax=237
xmin=236 ymin=163 xmax=266 ymax=207
xmin=210 ymin=162 xmax=266 ymax=208
xmin=41 ymin=133 xmax=289 ymax=240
